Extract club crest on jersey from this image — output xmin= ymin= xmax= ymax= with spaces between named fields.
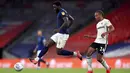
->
xmin=61 ymin=12 xmax=65 ymax=15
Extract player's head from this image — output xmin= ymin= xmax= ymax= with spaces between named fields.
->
xmin=95 ymin=10 xmax=104 ymax=21
xmin=53 ymin=1 xmax=62 ymax=13
xmin=37 ymin=30 xmax=43 ymax=36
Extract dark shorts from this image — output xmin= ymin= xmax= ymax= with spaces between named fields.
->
xmin=90 ymin=42 xmax=107 ymax=55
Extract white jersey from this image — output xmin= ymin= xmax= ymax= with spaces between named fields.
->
xmin=94 ymin=19 xmax=112 ymax=44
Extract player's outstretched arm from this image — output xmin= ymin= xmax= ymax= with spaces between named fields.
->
xmin=84 ymin=35 xmax=96 ymax=38
xmin=60 ymin=17 xmax=69 ymax=30
xmin=68 ymin=15 xmax=74 ymax=27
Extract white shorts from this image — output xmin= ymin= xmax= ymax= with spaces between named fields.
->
xmin=51 ymin=33 xmax=69 ymax=48
xmin=37 ymin=50 xmax=42 ymax=57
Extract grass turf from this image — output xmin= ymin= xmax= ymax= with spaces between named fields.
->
xmin=0 ymin=68 xmax=129 ymax=73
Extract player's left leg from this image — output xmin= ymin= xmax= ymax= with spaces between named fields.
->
xmin=38 ymin=39 xmax=55 ymax=58
xmin=34 ymin=39 xmax=55 ymax=63
xmin=97 ymin=51 xmax=111 ymax=73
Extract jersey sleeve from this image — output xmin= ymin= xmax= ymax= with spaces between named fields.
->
xmin=106 ymin=20 xmax=112 ymax=27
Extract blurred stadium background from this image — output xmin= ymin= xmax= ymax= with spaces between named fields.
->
xmin=0 ymin=0 xmax=130 ymax=73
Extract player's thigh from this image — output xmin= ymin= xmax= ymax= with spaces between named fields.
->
xmin=45 ymin=39 xmax=55 ymax=47
xmin=46 ymin=34 xmax=59 ymax=47
xmin=86 ymin=42 xmax=101 ymax=56
xmin=86 ymin=47 xmax=96 ymax=57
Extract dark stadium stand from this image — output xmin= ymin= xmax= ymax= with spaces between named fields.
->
xmin=5 ymin=0 xmax=130 ymax=58
xmin=0 ymin=21 xmax=32 ymax=48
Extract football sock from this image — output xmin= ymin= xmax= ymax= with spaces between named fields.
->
xmin=38 ymin=60 xmax=40 ymax=67
xmin=100 ymin=59 xmax=109 ymax=69
xmin=39 ymin=58 xmax=46 ymax=64
xmin=38 ymin=46 xmax=48 ymax=58
xmin=73 ymin=52 xmax=77 ymax=56
xmin=86 ymin=56 xmax=93 ymax=71
xmin=57 ymin=49 xmax=73 ymax=56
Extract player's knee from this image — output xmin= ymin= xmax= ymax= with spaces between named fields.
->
xmin=97 ymin=58 xmax=102 ymax=63
xmin=57 ymin=49 xmax=62 ymax=55
xmin=86 ymin=52 xmax=92 ymax=57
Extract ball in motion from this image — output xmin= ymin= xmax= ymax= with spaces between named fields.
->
xmin=14 ymin=62 xmax=24 ymax=71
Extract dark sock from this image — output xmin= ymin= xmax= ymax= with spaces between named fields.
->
xmin=57 ymin=49 xmax=73 ymax=56
xmin=38 ymin=47 xmax=48 ymax=58
xmin=39 ymin=58 xmax=46 ymax=64
xmin=38 ymin=60 xmax=40 ymax=67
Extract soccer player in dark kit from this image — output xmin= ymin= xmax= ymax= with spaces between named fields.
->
xmin=34 ymin=1 xmax=82 ymax=62
xmin=29 ymin=30 xmax=49 ymax=69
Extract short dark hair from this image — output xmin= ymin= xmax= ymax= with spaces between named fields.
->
xmin=95 ymin=10 xmax=104 ymax=17
xmin=53 ymin=1 xmax=62 ymax=7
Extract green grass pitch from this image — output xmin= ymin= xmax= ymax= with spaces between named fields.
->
xmin=0 ymin=68 xmax=129 ymax=73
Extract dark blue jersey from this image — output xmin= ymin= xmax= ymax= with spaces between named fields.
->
xmin=57 ymin=8 xmax=69 ymax=34
xmin=37 ymin=36 xmax=46 ymax=50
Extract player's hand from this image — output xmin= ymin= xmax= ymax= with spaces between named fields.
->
xmin=101 ymin=32 xmax=108 ymax=38
xmin=53 ymin=29 xmax=60 ymax=33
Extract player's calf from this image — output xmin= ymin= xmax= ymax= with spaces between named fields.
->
xmin=86 ymin=47 xmax=96 ymax=73
xmin=97 ymin=58 xmax=110 ymax=71
xmin=56 ymin=49 xmax=82 ymax=60
xmin=57 ymin=49 xmax=73 ymax=56
xmin=97 ymin=53 xmax=110 ymax=70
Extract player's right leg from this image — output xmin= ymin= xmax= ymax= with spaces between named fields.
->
xmin=52 ymin=33 xmax=82 ymax=60
xmin=86 ymin=43 xmax=96 ymax=73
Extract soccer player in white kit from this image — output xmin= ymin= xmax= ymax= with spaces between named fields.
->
xmin=84 ymin=10 xmax=115 ymax=73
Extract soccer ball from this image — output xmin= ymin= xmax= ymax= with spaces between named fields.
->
xmin=14 ymin=62 xmax=24 ymax=71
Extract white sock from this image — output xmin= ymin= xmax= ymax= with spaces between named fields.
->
xmin=34 ymin=57 xmax=40 ymax=62
xmin=86 ymin=57 xmax=92 ymax=71
xmin=73 ymin=52 xmax=77 ymax=56
xmin=100 ymin=59 xmax=109 ymax=69
xmin=46 ymin=62 xmax=49 ymax=65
